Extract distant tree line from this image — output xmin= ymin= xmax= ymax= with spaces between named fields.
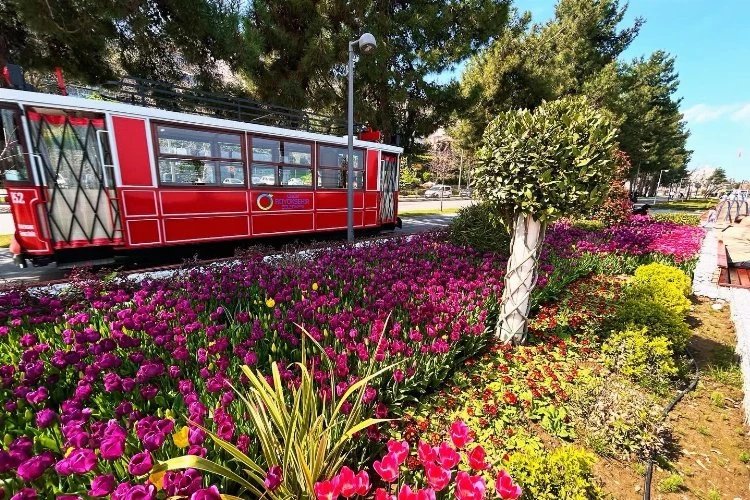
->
xmin=1 ymin=0 xmax=691 ymax=187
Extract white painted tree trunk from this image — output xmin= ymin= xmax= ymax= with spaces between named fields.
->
xmin=497 ymin=213 xmax=546 ymax=344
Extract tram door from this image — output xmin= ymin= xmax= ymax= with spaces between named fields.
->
xmin=380 ymin=154 xmax=398 ymax=222
xmin=26 ymin=110 xmax=122 ymax=247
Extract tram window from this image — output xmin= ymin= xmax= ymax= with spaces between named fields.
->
xmin=159 ymin=159 xmax=217 ymax=185
xmin=252 ymin=138 xmax=280 ymax=163
xmin=220 ymin=163 xmax=245 ymax=185
xmin=283 ymin=142 xmax=312 ymax=166
xmin=280 ymin=166 xmax=312 ymax=186
xmin=251 ymin=164 xmax=276 ymax=186
xmin=249 ymin=137 xmax=312 ymax=188
xmin=1 ymin=109 xmax=30 ymax=182
xmin=157 ymin=126 xmax=240 ymax=159
xmin=155 ymin=124 xmax=244 ymax=187
xmin=317 ymin=146 xmax=364 ymax=189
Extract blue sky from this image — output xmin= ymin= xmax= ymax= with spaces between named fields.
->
xmin=437 ymin=0 xmax=750 ymax=181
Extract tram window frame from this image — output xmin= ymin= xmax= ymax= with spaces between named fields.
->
xmin=249 ymin=136 xmax=313 ymax=188
xmin=316 ymin=145 xmax=364 ymax=190
xmin=153 ymin=123 xmax=246 ymax=187
xmin=0 ymin=106 xmax=33 ymax=185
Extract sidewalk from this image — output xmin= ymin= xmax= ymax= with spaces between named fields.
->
xmin=693 ymin=225 xmax=750 ymax=423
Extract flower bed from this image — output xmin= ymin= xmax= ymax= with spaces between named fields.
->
xmin=0 ymin=217 xmax=703 ymax=498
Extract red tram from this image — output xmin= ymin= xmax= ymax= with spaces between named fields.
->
xmin=0 ymin=81 xmax=402 ymax=267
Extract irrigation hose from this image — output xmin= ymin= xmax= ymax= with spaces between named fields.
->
xmin=642 ymin=348 xmax=700 ymax=500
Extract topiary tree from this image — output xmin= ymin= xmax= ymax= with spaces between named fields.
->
xmin=475 ymin=96 xmax=619 ymax=343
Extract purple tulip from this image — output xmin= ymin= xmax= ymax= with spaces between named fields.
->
xmin=264 ymin=465 xmax=283 ymax=491
xmin=89 ymin=474 xmax=116 ymax=497
xmin=35 ymin=408 xmax=57 ymax=428
xmin=63 ymin=448 xmax=97 ymax=474
xmin=128 ymin=451 xmax=153 ymax=476
xmin=189 ymin=485 xmax=222 ymax=500
xmin=99 ymin=437 xmax=125 ymax=460
xmin=16 ymin=452 xmax=55 ymax=481
xmin=10 ymin=487 xmax=38 ymax=500
xmin=164 ymin=469 xmax=203 ymax=497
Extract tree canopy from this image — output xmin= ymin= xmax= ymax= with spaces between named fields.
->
xmin=453 ymin=0 xmax=690 ymax=184
xmin=0 ymin=0 xmax=250 ymax=89
xmin=475 ymin=96 xmax=619 ymax=226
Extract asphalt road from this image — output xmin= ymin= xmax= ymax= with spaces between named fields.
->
xmin=0 ymin=212 xmax=458 ymax=286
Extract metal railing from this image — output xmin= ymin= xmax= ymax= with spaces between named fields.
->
xmin=45 ymin=77 xmax=352 ymax=135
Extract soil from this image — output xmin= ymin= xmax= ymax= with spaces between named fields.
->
xmin=596 ymin=297 xmax=750 ymax=499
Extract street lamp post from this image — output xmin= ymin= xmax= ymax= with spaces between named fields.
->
xmin=653 ymin=169 xmax=669 ymax=205
xmin=347 ymin=33 xmax=377 ymax=242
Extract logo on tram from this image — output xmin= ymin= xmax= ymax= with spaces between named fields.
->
xmin=257 ymin=193 xmax=274 ymax=211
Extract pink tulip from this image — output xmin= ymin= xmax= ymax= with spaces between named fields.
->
xmin=455 ymin=471 xmax=486 ymax=500
xmin=417 ymin=441 xmax=437 ymax=465
xmin=337 ymin=467 xmax=362 ymax=498
xmin=373 ymin=453 xmax=400 ymax=482
xmin=424 ymin=464 xmax=451 ymax=491
xmin=314 ymin=476 xmax=341 ymax=500
xmin=495 ymin=470 xmax=522 ymax=500
xmin=355 ymin=471 xmax=370 ymax=496
xmin=467 ymin=446 xmax=487 ymax=471
xmin=450 ymin=420 xmax=471 ymax=448
xmin=387 ymin=440 xmax=410 ymax=465
xmin=436 ymin=442 xmax=460 ymax=469
xmin=374 ymin=487 xmax=395 ymax=500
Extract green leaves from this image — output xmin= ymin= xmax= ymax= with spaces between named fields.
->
xmin=155 ymin=323 xmax=397 ymax=499
xmin=474 ymin=96 xmax=618 ymax=226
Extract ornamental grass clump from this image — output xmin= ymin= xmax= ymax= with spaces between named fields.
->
xmin=155 ymin=329 xmax=398 ymax=499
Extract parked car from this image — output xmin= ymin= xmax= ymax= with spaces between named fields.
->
xmin=459 ymin=187 xmax=472 ymax=198
xmin=424 ymin=184 xmax=453 ymax=198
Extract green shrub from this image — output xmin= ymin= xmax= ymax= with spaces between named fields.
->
xmin=658 ymin=474 xmax=684 ymax=493
xmin=571 ymin=219 xmax=605 ymax=231
xmin=569 ymin=378 xmax=670 ymax=460
xmin=602 ymin=326 xmax=678 ymax=391
xmin=610 ymin=298 xmax=691 ymax=351
xmin=506 ymin=445 xmax=601 ymax=500
xmin=633 ymin=262 xmax=692 ymax=297
xmin=448 ymin=203 xmax=510 ymax=252
xmin=627 ymin=282 xmax=692 ymax=318
xmin=652 ymin=213 xmax=701 ymax=226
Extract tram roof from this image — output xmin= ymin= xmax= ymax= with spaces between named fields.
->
xmin=0 ymin=88 xmax=403 ymax=155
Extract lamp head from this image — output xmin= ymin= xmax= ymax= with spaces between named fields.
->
xmin=358 ymin=33 xmax=377 ymax=54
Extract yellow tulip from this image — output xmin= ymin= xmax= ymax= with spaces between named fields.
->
xmin=266 ymin=298 xmax=276 ymax=308
xmin=173 ymin=426 xmax=189 ymax=448
xmin=149 ymin=470 xmax=166 ymax=490
xmin=312 ymin=282 xmax=319 ymax=291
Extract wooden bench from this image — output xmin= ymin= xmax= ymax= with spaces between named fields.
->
xmin=718 ymin=239 xmax=750 ymax=288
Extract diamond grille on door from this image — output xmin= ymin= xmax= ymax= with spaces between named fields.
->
xmin=380 ymin=157 xmax=398 ymax=221
xmin=28 ymin=112 xmax=121 ymax=244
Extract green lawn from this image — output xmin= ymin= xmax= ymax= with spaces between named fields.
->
xmin=399 ymin=207 xmax=461 ymax=216
xmin=655 ymin=199 xmax=717 ymax=211
xmin=0 ymin=234 xmax=11 ymax=248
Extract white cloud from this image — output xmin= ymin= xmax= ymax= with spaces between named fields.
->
xmin=683 ymin=102 xmax=750 ymax=124
xmin=731 ymin=103 xmax=750 ymax=122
